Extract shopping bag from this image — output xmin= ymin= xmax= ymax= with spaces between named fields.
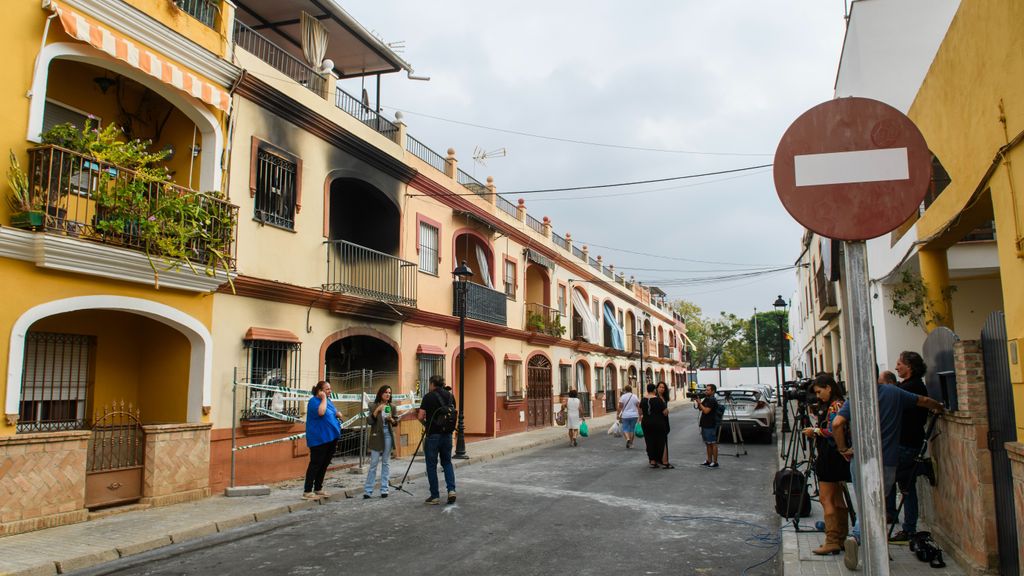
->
xmin=608 ymin=420 xmax=622 ymax=437
xmin=579 ymin=421 xmax=589 ymax=437
xmin=634 ymin=422 xmax=644 ymax=438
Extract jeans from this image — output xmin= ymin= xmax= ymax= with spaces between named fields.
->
xmin=364 ymin=428 xmax=392 ymax=496
xmin=424 ymin=433 xmax=456 ymax=498
xmin=886 ymin=445 xmax=919 ymax=533
xmin=303 ymin=440 xmax=337 ymax=493
xmin=848 ymin=461 xmax=897 ymax=542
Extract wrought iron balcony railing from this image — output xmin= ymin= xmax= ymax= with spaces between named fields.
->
xmin=525 ymin=302 xmax=565 ymax=337
xmin=234 ymin=21 xmax=326 ymax=97
xmin=324 ymin=240 xmax=417 ymax=306
xmin=174 ymin=0 xmax=219 ymax=29
xmin=453 ymin=281 xmax=507 ymax=326
xmin=24 ymin=145 xmax=238 ymax=269
xmin=335 ymin=88 xmax=398 ymax=141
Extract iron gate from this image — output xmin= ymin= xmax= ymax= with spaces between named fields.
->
xmin=86 ymin=401 xmax=144 ymax=509
xmin=527 ymin=357 xmax=553 ymax=428
xmin=327 ymin=369 xmax=399 ymax=466
xmin=980 ymin=311 xmax=1020 ymax=576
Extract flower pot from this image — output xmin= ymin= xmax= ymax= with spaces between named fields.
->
xmin=10 ymin=210 xmax=45 ymax=230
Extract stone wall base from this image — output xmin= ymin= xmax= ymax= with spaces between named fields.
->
xmin=0 ymin=509 xmax=89 ymax=537
xmin=140 ymin=487 xmax=210 ymax=508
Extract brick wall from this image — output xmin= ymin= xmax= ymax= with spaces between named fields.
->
xmin=1008 ymin=441 xmax=1024 ymax=574
xmin=142 ymin=423 xmax=211 ymax=507
xmin=919 ymin=340 xmax=1000 ymax=573
xmin=0 ymin=431 xmax=90 ymax=536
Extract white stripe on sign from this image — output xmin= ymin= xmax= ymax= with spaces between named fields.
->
xmin=794 ymin=148 xmax=909 ymax=187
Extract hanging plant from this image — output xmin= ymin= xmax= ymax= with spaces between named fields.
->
xmin=888 ymin=268 xmax=956 ymax=332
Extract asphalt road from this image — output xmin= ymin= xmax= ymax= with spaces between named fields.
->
xmin=80 ymin=406 xmax=781 ymax=576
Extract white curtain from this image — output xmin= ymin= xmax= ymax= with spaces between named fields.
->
xmin=571 ymin=289 xmax=598 ymax=342
xmin=301 ymin=12 xmax=329 ymax=69
xmin=475 ymin=245 xmax=493 ymax=288
xmin=576 ymin=363 xmax=588 ymax=393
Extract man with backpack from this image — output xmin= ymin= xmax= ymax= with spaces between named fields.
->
xmin=694 ymin=383 xmax=721 ymax=468
xmin=418 ymin=375 xmax=457 ymax=505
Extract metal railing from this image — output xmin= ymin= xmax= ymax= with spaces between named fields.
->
xmin=552 ymin=232 xmax=568 ymax=250
xmin=572 ymin=245 xmax=585 ymax=260
xmin=616 ymin=274 xmax=626 ymax=286
xmin=496 ymin=195 xmax=518 ymax=218
xmin=234 ymin=21 xmax=326 ymax=97
xmin=453 ymin=280 xmax=507 ymax=326
xmin=324 ymin=240 xmax=417 ymax=306
xmin=526 ymin=214 xmax=545 ymax=235
xmin=525 ymin=302 xmax=565 ymax=337
xmin=174 ymin=0 xmax=218 ymax=29
xmin=603 ymin=266 xmax=613 ymax=279
xmin=406 ymin=135 xmax=447 ymax=173
xmin=335 ymin=88 xmax=398 ymax=141
xmin=25 ymin=145 xmax=238 ymax=269
xmin=457 ymin=169 xmax=488 ymax=197
xmin=589 ymin=256 xmax=600 ymax=270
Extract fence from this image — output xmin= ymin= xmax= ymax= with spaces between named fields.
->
xmin=335 ymin=88 xmax=398 ymax=141
xmin=233 ymin=21 xmax=326 ymax=97
xmin=406 ymin=135 xmax=447 ymax=173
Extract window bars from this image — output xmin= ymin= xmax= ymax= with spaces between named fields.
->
xmin=18 ymin=332 xmax=94 ymax=433
xmin=254 ymin=148 xmax=297 ymax=229
xmin=242 ymin=339 xmax=302 ymax=420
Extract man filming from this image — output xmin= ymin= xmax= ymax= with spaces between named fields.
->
xmin=694 ymin=384 xmax=720 ymax=468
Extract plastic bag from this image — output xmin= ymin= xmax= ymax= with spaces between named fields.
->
xmin=634 ymin=421 xmax=644 ymax=438
xmin=608 ymin=420 xmax=622 ymax=437
xmin=579 ymin=420 xmax=589 ymax=437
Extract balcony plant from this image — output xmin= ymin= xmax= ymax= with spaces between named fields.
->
xmin=526 ymin=312 xmax=546 ymax=333
xmin=6 ymin=150 xmax=45 ymax=229
xmin=549 ymin=314 xmax=566 ymax=338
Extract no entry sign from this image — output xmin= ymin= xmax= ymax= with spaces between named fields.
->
xmin=773 ymin=97 xmax=931 ymax=241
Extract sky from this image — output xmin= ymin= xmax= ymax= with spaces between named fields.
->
xmin=339 ymin=1 xmax=847 ymax=319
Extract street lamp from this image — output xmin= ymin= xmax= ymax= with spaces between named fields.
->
xmin=637 ymin=329 xmax=645 ymax=391
xmin=453 ymin=261 xmax=473 ymax=459
xmin=773 ymin=295 xmax=789 ymax=434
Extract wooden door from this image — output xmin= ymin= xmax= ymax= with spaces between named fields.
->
xmin=527 ymin=356 xmax=553 ymax=427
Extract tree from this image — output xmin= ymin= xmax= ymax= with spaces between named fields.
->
xmin=740 ymin=310 xmax=789 ymax=368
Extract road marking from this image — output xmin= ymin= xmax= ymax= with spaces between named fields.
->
xmin=794 ymin=147 xmax=909 ymax=186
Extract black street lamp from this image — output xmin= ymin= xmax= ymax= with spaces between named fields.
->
xmin=637 ymin=329 xmax=645 ymax=391
xmin=773 ymin=295 xmax=789 ymax=434
xmin=453 ymin=261 xmax=473 ymax=459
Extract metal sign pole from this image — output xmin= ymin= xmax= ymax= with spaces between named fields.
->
xmin=842 ymin=240 xmax=887 ymax=576
xmin=230 ymin=366 xmax=237 ymax=489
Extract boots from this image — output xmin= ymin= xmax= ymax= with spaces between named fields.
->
xmin=813 ymin=512 xmax=843 ymax=555
xmin=836 ymin=508 xmax=849 ymax=542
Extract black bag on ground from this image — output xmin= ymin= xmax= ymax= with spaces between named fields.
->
xmin=773 ymin=467 xmax=812 ymax=518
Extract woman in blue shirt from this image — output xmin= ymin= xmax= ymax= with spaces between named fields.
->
xmin=304 ymin=380 xmax=341 ymax=499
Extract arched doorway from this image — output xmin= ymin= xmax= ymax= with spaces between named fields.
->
xmin=453 ymin=230 xmax=495 ymax=288
xmin=323 ymin=334 xmax=399 ymax=456
xmin=604 ymin=362 xmax=618 ymax=411
xmin=527 ymin=354 xmax=552 ymax=427
xmin=453 ymin=344 xmax=496 ymax=436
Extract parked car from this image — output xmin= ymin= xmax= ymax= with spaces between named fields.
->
xmin=715 ymin=385 xmax=775 ymax=444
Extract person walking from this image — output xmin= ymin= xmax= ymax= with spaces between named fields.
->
xmin=802 ymin=373 xmax=851 ymax=555
xmin=640 ymin=383 xmax=672 ymax=468
xmin=417 ymin=375 xmax=457 ymax=505
xmin=617 ymin=383 xmax=640 ymax=449
xmin=562 ymin=389 xmax=584 ymax=447
xmin=303 ymin=380 xmax=341 ymax=499
xmin=363 ymin=385 xmax=398 ymax=499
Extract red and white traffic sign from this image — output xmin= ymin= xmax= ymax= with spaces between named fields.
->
xmin=773 ymin=97 xmax=932 ymax=241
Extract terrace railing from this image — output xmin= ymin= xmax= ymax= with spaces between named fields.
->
xmin=324 ymin=240 xmax=417 ymax=306
xmin=496 ymin=195 xmax=518 ymax=219
xmin=525 ymin=302 xmax=564 ymax=337
xmin=526 ymin=214 xmax=545 ymax=235
xmin=234 ymin=21 xmax=326 ymax=97
xmin=335 ymin=88 xmax=398 ymax=141
xmin=457 ymin=169 xmax=488 ymax=197
xmin=406 ymin=135 xmax=447 ymax=173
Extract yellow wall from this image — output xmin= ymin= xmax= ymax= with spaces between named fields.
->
xmin=121 ymin=0 xmax=230 ymax=57
xmin=911 ymin=0 xmax=1024 ymax=436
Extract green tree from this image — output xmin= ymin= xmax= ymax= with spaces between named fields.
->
xmin=741 ymin=310 xmax=790 ymax=369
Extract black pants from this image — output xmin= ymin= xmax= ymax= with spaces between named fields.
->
xmin=304 ymin=440 xmax=337 ymax=492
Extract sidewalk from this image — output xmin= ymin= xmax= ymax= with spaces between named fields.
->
xmin=779 ymin=430 xmax=966 ymax=575
xmin=0 ymin=407 xmax=627 ymax=576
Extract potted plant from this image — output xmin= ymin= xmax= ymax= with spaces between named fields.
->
xmin=549 ymin=315 xmax=567 ymax=338
xmin=526 ymin=312 xmax=546 ymax=332
xmin=6 ymin=150 xmax=44 ymax=229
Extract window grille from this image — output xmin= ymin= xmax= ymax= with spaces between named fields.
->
xmin=559 ymin=364 xmax=571 ymax=395
xmin=595 ymin=366 xmax=605 ymax=393
xmin=254 ymin=148 xmax=297 ymax=230
xmin=17 ymin=332 xmax=94 ymax=433
xmin=417 ymin=354 xmax=445 ymax=398
xmin=418 ymin=221 xmax=439 ymax=275
xmin=243 ymin=339 xmax=301 ymax=420
xmin=505 ymin=361 xmax=523 ymax=399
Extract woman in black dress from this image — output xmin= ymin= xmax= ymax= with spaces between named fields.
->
xmin=640 ymin=383 xmax=673 ymax=468
xmin=802 ymin=373 xmax=851 ymax=555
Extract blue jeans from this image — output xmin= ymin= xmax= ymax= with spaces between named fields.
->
xmin=364 ymin=428 xmax=392 ymax=496
xmin=850 ymin=463 xmax=897 ymax=543
xmin=886 ymin=445 xmax=919 ymax=533
xmin=424 ymin=433 xmax=456 ymax=498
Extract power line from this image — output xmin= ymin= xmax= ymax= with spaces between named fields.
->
xmin=527 ymin=167 xmax=771 ymax=202
xmin=386 ymin=106 xmax=774 ymax=157
xmin=575 ymin=240 xmax=791 ymax=268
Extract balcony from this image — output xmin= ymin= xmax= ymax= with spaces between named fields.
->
xmin=174 ymin=0 xmax=219 ymax=29
xmin=233 ymin=21 xmax=327 ymax=97
xmin=525 ymin=302 xmax=565 ymax=338
xmin=815 ymin=264 xmax=839 ymax=320
xmin=324 ymin=240 xmax=417 ymax=306
xmin=22 ymin=145 xmax=238 ymax=270
xmin=453 ymin=281 xmax=507 ymax=326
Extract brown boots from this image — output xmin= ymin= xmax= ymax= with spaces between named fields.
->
xmin=813 ymin=510 xmax=849 ymax=556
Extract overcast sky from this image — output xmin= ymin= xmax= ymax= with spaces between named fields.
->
xmin=340 ymin=1 xmax=847 ymax=319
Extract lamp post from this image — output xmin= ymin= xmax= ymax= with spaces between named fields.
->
xmin=637 ymin=329 xmax=645 ymax=390
xmin=453 ymin=261 xmax=473 ymax=459
xmin=773 ymin=295 xmax=789 ymax=434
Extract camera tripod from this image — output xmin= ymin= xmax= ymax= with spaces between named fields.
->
xmin=718 ymin=393 xmax=747 ymax=457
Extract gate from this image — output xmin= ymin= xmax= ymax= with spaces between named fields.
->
xmin=327 ymin=369 xmax=399 ymax=465
xmin=527 ymin=356 xmax=553 ymax=427
xmin=604 ymin=369 xmax=618 ymax=411
xmin=86 ymin=402 xmax=144 ymax=509
xmin=981 ymin=311 xmax=1020 ymax=576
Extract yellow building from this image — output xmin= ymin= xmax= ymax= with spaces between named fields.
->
xmin=0 ymin=0 xmax=239 ymax=535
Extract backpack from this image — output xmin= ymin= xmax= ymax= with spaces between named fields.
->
xmin=773 ymin=467 xmax=812 ymax=518
xmin=714 ymin=400 xmax=726 ymax=425
xmin=435 ymin=390 xmax=458 ymax=434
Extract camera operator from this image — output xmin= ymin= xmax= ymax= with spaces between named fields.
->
xmin=802 ymin=373 xmax=851 ymax=556
xmin=694 ymin=384 xmax=719 ymax=468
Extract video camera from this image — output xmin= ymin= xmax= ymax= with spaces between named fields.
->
xmin=783 ymin=379 xmax=815 ymax=404
xmin=685 ymin=389 xmax=703 ymax=401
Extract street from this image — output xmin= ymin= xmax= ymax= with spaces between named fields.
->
xmin=79 ymin=406 xmax=781 ymax=576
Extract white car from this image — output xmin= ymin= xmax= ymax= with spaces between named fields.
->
xmin=715 ymin=385 xmax=775 ymax=444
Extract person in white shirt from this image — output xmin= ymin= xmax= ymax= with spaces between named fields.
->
xmin=562 ymin=389 xmax=584 ymax=447
xmin=617 ymin=382 xmax=641 ymax=449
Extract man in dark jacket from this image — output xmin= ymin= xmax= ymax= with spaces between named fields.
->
xmin=888 ymin=351 xmax=929 ymax=541
xmin=418 ymin=375 xmax=457 ymax=505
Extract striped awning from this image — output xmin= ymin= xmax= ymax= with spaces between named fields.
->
xmin=524 ymin=248 xmax=555 ymax=270
xmin=49 ymin=1 xmax=231 ymax=112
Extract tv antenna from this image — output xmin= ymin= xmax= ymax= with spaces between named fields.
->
xmin=472 ymin=146 xmax=507 ymax=168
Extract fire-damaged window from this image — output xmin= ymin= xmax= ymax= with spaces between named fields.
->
xmin=243 ymin=339 xmax=302 ymax=420
xmin=251 ymin=139 xmax=300 ymax=230
xmin=17 ymin=332 xmax=94 ymax=433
